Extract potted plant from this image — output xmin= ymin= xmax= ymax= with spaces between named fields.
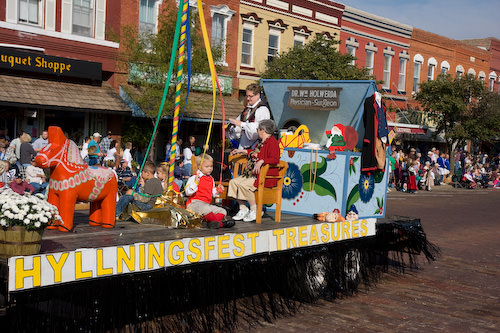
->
xmin=0 ymin=188 xmax=61 ymax=257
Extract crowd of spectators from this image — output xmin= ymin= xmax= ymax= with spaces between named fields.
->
xmin=389 ymin=146 xmax=500 ymax=192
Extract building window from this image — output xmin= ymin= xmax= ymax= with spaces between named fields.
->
xmin=427 ymin=57 xmax=437 ymax=81
xmin=268 ymin=30 xmax=280 ymax=62
xmin=456 ymin=65 xmax=464 ymax=78
xmin=346 ymin=45 xmax=356 ymax=65
xmin=365 ymin=51 xmax=374 ymax=76
xmin=212 ymin=13 xmax=225 ymax=47
xmin=441 ymin=61 xmax=450 ymax=75
xmin=383 ymin=54 xmax=392 ymax=89
xmin=294 ymin=38 xmax=304 ymax=48
xmin=398 ymin=58 xmax=407 ymax=92
xmin=488 ymin=72 xmax=498 ymax=92
xmin=413 ymin=61 xmax=421 ymax=93
xmin=19 ymin=0 xmax=41 ymax=25
xmin=139 ymin=0 xmax=157 ymax=35
xmin=241 ymin=26 xmax=253 ymax=66
xmin=72 ymin=0 xmax=94 ymax=37
xmin=210 ymin=5 xmax=235 ymax=64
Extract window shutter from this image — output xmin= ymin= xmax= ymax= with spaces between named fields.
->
xmin=95 ymin=0 xmax=106 ymax=40
xmin=6 ymin=0 xmax=18 ymax=23
xmin=61 ymin=0 xmax=73 ymax=34
xmin=45 ymin=0 xmax=56 ymax=31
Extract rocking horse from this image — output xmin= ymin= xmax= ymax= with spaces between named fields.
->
xmin=35 ymin=126 xmax=117 ymax=232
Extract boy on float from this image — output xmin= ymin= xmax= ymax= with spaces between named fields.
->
xmin=185 ymin=154 xmax=234 ymax=229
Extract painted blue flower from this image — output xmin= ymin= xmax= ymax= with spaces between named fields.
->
xmin=358 ymin=173 xmax=375 ymax=203
xmin=282 ymin=162 xmax=303 ymax=199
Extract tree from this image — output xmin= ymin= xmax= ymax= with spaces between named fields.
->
xmin=119 ymin=6 xmax=222 ymax=160
xmin=416 ymin=74 xmax=500 ymax=161
xmin=261 ymin=35 xmax=372 ymax=80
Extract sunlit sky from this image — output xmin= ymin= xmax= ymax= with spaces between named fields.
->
xmin=342 ymin=0 xmax=500 ymax=40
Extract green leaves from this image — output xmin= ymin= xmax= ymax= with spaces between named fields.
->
xmin=301 ymin=156 xmax=336 ymax=200
xmin=346 ymin=184 xmax=359 ymax=212
xmin=261 ymin=35 xmax=372 ymax=81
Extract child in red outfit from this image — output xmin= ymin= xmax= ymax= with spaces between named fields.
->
xmin=185 ymin=155 xmax=233 ymax=229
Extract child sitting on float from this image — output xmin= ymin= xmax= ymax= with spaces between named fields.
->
xmin=115 ymin=161 xmax=163 ymax=220
xmin=185 ymin=154 xmax=234 ymax=229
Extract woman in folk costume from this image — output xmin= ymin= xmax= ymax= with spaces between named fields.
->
xmin=228 ymin=119 xmax=280 ymax=222
xmin=227 ymin=83 xmax=271 ymax=149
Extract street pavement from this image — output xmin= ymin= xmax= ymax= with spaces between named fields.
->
xmin=237 ymin=184 xmax=500 ymax=332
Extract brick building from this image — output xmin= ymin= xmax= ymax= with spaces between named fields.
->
xmin=236 ymin=0 xmax=344 ymax=98
xmin=0 ymin=0 xmax=131 ymax=143
xmin=460 ymin=37 xmax=500 ymax=94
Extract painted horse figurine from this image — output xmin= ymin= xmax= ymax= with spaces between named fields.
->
xmin=35 ymin=126 xmax=117 ymax=232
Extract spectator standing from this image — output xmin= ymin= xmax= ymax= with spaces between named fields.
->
xmin=9 ymin=131 xmax=24 ymax=164
xmin=100 ymin=131 xmax=113 ymax=156
xmin=80 ymin=137 xmax=91 ymax=163
xmin=0 ymin=142 xmax=6 ymax=160
xmin=32 ymin=130 xmax=49 ymax=152
xmin=103 ymin=140 xmax=118 ymax=164
xmin=19 ymin=133 xmax=36 ymax=168
xmin=88 ymin=132 xmax=103 ymax=166
xmin=122 ymin=142 xmax=133 ymax=168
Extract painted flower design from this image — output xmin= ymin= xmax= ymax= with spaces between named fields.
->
xmin=374 ymin=197 xmax=384 ymax=214
xmin=282 ymin=162 xmax=303 ymax=200
xmin=358 ymin=173 xmax=375 ymax=203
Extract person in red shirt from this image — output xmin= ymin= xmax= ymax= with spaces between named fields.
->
xmin=9 ymin=172 xmax=35 ymax=195
xmin=228 ymin=119 xmax=280 ymax=222
xmin=185 ymin=154 xmax=234 ymax=229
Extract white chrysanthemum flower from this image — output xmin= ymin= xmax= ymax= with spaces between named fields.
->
xmin=24 ymin=219 xmax=30 ymax=225
xmin=34 ymin=221 xmax=41 ymax=228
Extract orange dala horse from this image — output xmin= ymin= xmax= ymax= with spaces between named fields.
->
xmin=35 ymin=126 xmax=117 ymax=232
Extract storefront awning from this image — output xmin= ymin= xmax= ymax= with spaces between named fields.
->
xmin=0 ymin=74 xmax=131 ymax=113
xmin=121 ymin=84 xmax=243 ymax=123
xmin=388 ymin=122 xmax=427 ymax=135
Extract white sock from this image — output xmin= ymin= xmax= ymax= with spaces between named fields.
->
xmin=239 ymin=205 xmax=248 ymax=212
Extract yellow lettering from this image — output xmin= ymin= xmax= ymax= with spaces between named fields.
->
xmin=97 ymin=249 xmax=113 ymax=276
xmin=286 ymin=228 xmax=297 ymax=249
xmin=321 ymin=223 xmax=330 ymax=242
xmin=218 ymin=235 xmax=230 ymax=259
xmin=35 ymin=56 xmax=42 ymax=68
xmin=28 ymin=56 xmax=32 ymax=66
xmin=331 ymin=222 xmax=341 ymax=241
xmin=342 ymin=221 xmax=350 ymax=240
xmin=360 ymin=219 xmax=368 ymax=236
xmin=188 ymin=239 xmax=201 ymax=262
xmin=139 ymin=244 xmax=146 ymax=270
xmin=15 ymin=257 xmax=41 ymax=290
xmin=46 ymin=253 xmax=69 ymax=283
xmin=273 ymin=229 xmax=284 ymax=250
xmin=148 ymin=243 xmax=165 ymax=268
xmin=205 ymin=236 xmax=215 ymax=260
xmin=309 ymin=224 xmax=319 ymax=245
xmin=75 ymin=251 xmax=92 ymax=279
xmin=117 ymin=246 xmax=135 ymax=273
xmin=233 ymin=234 xmax=245 ymax=256
xmin=168 ymin=241 xmax=184 ymax=265
xmin=298 ymin=226 xmax=307 ymax=247
xmin=247 ymin=232 xmax=259 ymax=253
xmin=67 ymin=64 xmax=71 ymax=71
xmin=352 ymin=220 xmax=359 ymax=238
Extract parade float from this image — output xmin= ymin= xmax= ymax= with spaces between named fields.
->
xmin=0 ymin=1 xmax=438 ymax=331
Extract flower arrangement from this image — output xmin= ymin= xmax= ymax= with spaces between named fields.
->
xmin=0 ymin=189 xmax=61 ymax=231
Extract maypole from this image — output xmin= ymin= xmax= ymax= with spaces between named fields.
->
xmin=167 ymin=0 xmax=189 ymax=190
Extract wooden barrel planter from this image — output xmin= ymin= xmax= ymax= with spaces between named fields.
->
xmin=0 ymin=226 xmax=44 ymax=257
